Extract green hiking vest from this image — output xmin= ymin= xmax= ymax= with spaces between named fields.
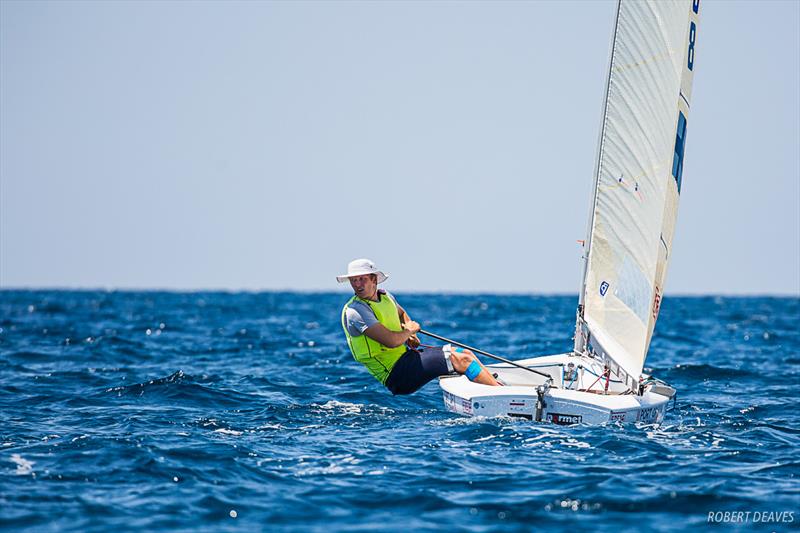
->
xmin=341 ymin=291 xmax=407 ymax=384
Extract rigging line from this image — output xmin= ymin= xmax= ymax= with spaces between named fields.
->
xmin=418 ymin=330 xmax=552 ymax=379
xmin=585 ymin=367 xmax=611 ymax=392
xmin=566 ymin=374 xmax=577 ymax=390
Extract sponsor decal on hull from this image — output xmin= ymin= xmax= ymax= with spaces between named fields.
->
xmin=443 ymin=391 xmax=458 ymax=412
xmin=462 ymin=398 xmax=473 ymax=415
xmin=507 ymin=399 xmax=533 ymax=420
xmin=546 ymin=412 xmax=583 ymax=425
xmin=508 ymin=399 xmax=529 ymax=412
xmin=636 ymin=407 xmax=661 ymax=423
xmin=610 ymin=411 xmax=628 ymax=423
xmin=443 ymin=391 xmax=473 ymax=415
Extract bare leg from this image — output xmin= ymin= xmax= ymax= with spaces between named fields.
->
xmin=448 ymin=347 xmax=500 ymax=386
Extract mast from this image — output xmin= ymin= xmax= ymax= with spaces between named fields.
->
xmin=574 ymin=0 xmax=623 ymax=356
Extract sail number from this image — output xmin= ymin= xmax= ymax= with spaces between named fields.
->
xmin=688 ymin=1 xmax=699 ymax=70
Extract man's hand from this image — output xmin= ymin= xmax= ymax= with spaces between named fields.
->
xmin=406 ymin=334 xmax=421 ymax=349
xmin=402 ymin=320 xmax=421 ymax=334
xmin=364 ymin=320 xmax=421 ymax=349
xmin=403 ymin=321 xmax=421 ymax=349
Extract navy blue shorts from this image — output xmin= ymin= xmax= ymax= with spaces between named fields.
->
xmin=385 ymin=346 xmax=453 ymax=395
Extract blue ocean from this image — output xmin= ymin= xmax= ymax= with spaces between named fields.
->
xmin=1 ymin=291 xmax=797 ymax=531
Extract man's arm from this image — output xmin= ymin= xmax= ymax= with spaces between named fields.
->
xmin=364 ymin=320 xmax=420 ymax=349
xmin=395 ymin=303 xmax=420 ymax=348
xmin=397 ymin=303 xmax=410 ymax=324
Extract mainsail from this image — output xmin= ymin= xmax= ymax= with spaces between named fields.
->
xmin=575 ymin=0 xmax=700 ymax=382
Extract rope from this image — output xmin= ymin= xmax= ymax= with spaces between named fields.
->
xmin=585 ymin=367 xmax=610 ymax=392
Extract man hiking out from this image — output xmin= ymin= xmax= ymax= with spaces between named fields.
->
xmin=338 ymin=258 xmax=500 ymax=394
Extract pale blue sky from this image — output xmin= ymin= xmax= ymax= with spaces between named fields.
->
xmin=1 ymin=0 xmax=798 ymax=295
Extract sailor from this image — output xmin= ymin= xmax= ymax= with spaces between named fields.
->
xmin=338 ymin=258 xmax=500 ymax=394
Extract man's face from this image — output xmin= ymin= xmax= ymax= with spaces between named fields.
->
xmin=349 ymin=274 xmax=378 ymax=300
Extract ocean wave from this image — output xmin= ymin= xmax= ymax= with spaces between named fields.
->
xmin=1 ymin=291 xmax=797 ymax=531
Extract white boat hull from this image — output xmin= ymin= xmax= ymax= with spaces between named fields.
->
xmin=439 ymin=352 xmax=674 ymax=425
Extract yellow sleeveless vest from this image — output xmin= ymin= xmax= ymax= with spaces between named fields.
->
xmin=341 ymin=291 xmax=407 ymax=384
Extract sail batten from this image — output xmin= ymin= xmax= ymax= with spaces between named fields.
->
xmin=576 ymin=0 xmax=700 ymax=380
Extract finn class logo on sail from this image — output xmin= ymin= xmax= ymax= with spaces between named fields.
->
xmin=599 ymin=281 xmax=609 ymax=297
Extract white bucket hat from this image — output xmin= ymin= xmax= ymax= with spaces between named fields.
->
xmin=336 ymin=258 xmax=388 ymax=284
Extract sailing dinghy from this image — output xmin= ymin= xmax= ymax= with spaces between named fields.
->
xmin=439 ymin=0 xmax=700 ymax=425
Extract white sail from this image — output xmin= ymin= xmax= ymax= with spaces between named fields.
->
xmin=576 ymin=0 xmax=700 ymax=381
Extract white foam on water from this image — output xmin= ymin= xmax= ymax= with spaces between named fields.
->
xmin=316 ymin=400 xmax=364 ymax=415
xmin=213 ymin=428 xmax=243 ymax=436
xmin=10 ymin=454 xmax=34 ymax=475
xmin=429 ymin=416 xmax=492 ymax=427
xmin=257 ymin=423 xmax=284 ymax=430
xmin=560 ymin=438 xmax=591 ymax=449
xmin=295 ymin=464 xmax=345 ymax=476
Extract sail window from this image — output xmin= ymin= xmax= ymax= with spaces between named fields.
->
xmin=671 ymin=111 xmax=687 ymax=193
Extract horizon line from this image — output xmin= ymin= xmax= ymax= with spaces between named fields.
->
xmin=1 ymin=285 xmax=798 ymax=298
